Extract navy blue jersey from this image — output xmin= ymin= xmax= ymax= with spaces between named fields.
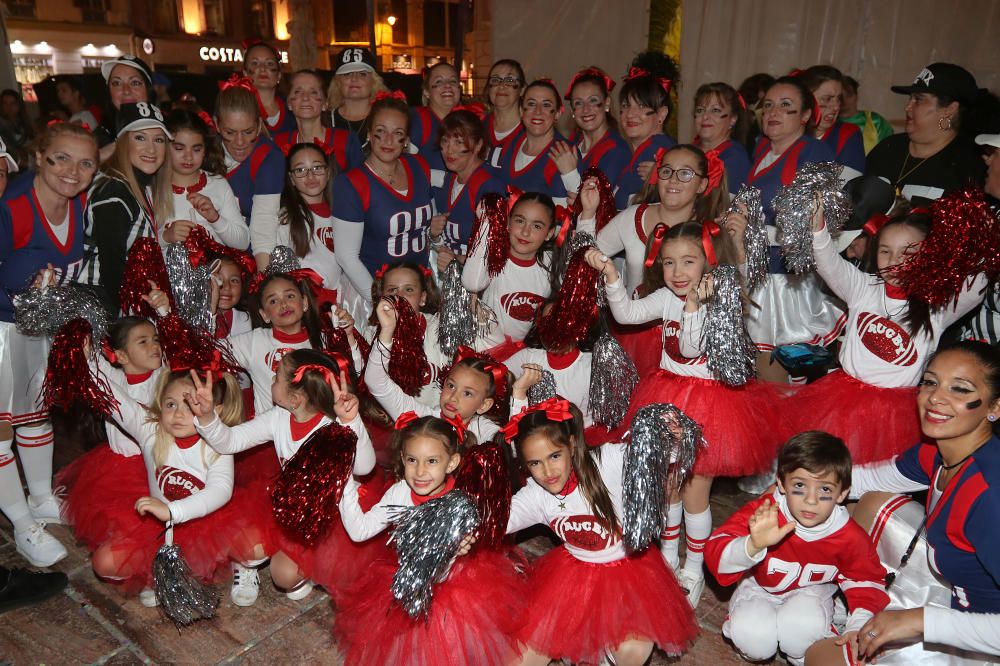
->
xmin=495 ymin=131 xmax=569 ymax=202
xmin=613 ymin=133 xmax=677 ymax=210
xmin=273 ymin=127 xmax=364 ymax=174
xmin=748 ymin=135 xmax=836 ymax=223
xmin=332 ymin=154 xmax=434 ymax=271
xmin=409 ymin=106 xmax=446 ymax=174
xmin=2 ymin=169 xmax=33 ymax=201
xmin=483 ymin=113 xmax=523 ymax=170
xmin=574 ymin=128 xmax=631 ymax=184
xmin=263 ymin=96 xmax=298 ymax=136
xmin=225 ymin=137 xmax=285 ymax=221
xmin=819 ymin=121 xmax=866 ymax=178
xmin=715 ymin=138 xmax=752 ymax=192
xmin=896 ymin=439 xmax=1000 ymax=613
xmin=0 ymin=188 xmax=86 ymax=321
xmin=432 ymin=165 xmax=507 ymax=255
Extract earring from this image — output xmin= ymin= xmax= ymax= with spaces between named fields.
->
xmin=937 ymin=115 xmax=953 ymax=131
xmin=989 ymin=414 xmax=998 ymax=422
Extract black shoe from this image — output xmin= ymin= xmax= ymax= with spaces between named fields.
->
xmin=0 ymin=566 xmax=69 ymax=614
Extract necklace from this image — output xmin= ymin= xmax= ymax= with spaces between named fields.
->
xmin=896 ymin=151 xmax=929 ymax=196
xmin=366 ymin=159 xmax=399 ymax=187
xmin=882 ymin=289 xmax=907 ymax=320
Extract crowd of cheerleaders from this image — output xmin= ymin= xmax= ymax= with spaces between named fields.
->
xmin=1 ymin=45 xmax=999 ymax=666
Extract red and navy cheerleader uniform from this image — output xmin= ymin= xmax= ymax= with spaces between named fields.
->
xmin=335 ymin=476 xmax=527 ymax=665
xmin=792 ymin=226 xmax=987 ymax=463
xmin=694 ymin=137 xmax=752 ymax=193
xmin=483 ymin=112 xmax=523 ymax=170
xmin=272 ymin=126 xmax=364 ymax=175
xmin=744 ymin=134 xmax=846 ymax=354
xmin=431 ymin=163 xmax=507 ymax=259
xmin=409 ymin=106 xmax=448 ymax=181
xmin=613 ymin=133 xmax=676 ymax=210
xmin=331 ymin=154 xmax=434 ymax=323
xmin=594 ymin=275 xmax=783 ymax=472
xmin=223 ymin=136 xmax=285 ymax=258
xmin=818 ymin=120 xmax=866 ymax=182
xmin=263 ymin=95 xmax=297 ymax=136
xmin=572 ymin=127 xmax=632 ymax=191
xmin=507 ymin=443 xmax=697 ymax=663
xmin=494 ymin=130 xmax=571 ymax=206
xmin=195 ymin=405 xmax=382 ymax=601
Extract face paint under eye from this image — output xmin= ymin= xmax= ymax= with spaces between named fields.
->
xmin=966 ymin=399 xmax=983 ymax=409
xmin=789 ymin=489 xmax=806 ymax=496
xmin=817 ymin=494 xmax=834 ymax=502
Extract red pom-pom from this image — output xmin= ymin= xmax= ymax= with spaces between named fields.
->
xmin=895 ymin=186 xmax=1000 ymax=308
xmin=119 ymin=237 xmax=173 ymax=317
xmin=184 ymin=225 xmax=257 ymax=277
xmin=271 ymin=423 xmax=357 ymax=545
xmin=454 ymin=442 xmax=512 ymax=551
xmin=381 ymin=295 xmax=431 ymax=396
xmin=468 ymin=192 xmax=511 ymax=278
xmin=535 ymin=246 xmax=600 ymax=351
xmin=573 ymin=167 xmax=617 ymax=234
xmin=156 ymin=312 xmax=242 ymax=377
xmin=44 ymin=318 xmax=119 ymax=418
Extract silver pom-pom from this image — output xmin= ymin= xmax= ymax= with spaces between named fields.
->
xmin=528 ymin=369 xmax=557 ymax=405
xmin=437 ymin=260 xmax=476 ymax=358
xmin=164 ymin=242 xmax=214 ymax=331
xmin=569 ymin=230 xmax=596 ymax=254
xmin=266 ymin=245 xmax=302 ymax=275
xmin=726 ymin=185 xmax=768 ymax=292
xmin=389 ymin=491 xmax=480 ymax=619
xmin=589 ymin=333 xmax=639 ymax=429
xmin=622 ymin=404 xmax=704 ymax=552
xmin=151 ymin=543 xmax=219 ymax=625
xmin=14 ymin=284 xmax=110 ymax=339
xmin=703 ymin=265 xmax=756 ymax=386
xmin=773 ymin=161 xmax=853 ymax=273
xmin=473 ymin=298 xmax=499 ymax=341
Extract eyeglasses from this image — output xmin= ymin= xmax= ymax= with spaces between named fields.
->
xmin=290 ymin=165 xmax=328 ymax=178
xmin=488 ymin=76 xmax=522 ymax=88
xmin=657 ymin=166 xmax=703 ymax=182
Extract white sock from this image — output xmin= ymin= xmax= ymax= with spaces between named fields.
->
xmin=0 ymin=439 xmax=34 ymax=531
xmin=659 ymin=502 xmax=684 ymax=567
xmin=682 ymin=507 xmax=712 ymax=579
xmin=15 ymin=422 xmax=54 ymax=498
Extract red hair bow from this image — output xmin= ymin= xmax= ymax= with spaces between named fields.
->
xmin=394 ymin=411 xmax=422 ymax=430
xmin=499 ymin=397 xmax=573 ymax=440
xmin=441 ymin=413 xmax=467 ymax=443
xmin=650 ymin=147 xmax=668 ymax=183
xmin=196 ymin=110 xmax=217 ymax=133
xmin=322 ymin=351 xmax=352 ymax=379
xmin=375 ymin=264 xmax=390 ymax=280
xmin=704 ymin=149 xmax=725 ymax=194
xmin=292 ymin=363 xmax=336 ymax=389
xmin=506 ymin=185 xmax=524 ymax=215
xmin=218 ymin=73 xmax=266 ymax=118
xmin=453 ymin=103 xmax=486 ymax=120
xmin=287 ymin=268 xmax=325 ymax=292
xmin=101 ymin=338 xmax=117 ymax=364
xmin=863 ymin=213 xmax=891 ymax=237
xmin=701 ymin=220 xmax=722 ymax=267
xmin=374 ymin=90 xmax=407 ymax=103
xmin=644 ymin=223 xmax=669 ymax=268
xmin=47 ymin=119 xmax=92 ymax=133
xmin=625 ymin=67 xmax=672 ymax=95
xmin=564 ymin=67 xmax=616 ymax=99
xmin=736 ymin=92 xmax=748 ymax=111
xmin=173 ymin=349 xmax=225 ymax=381
xmin=553 ymin=205 xmax=573 ymax=247
xmin=453 ymin=345 xmax=508 ymax=404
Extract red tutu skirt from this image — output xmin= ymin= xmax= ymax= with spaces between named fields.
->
xmin=517 ymin=546 xmax=697 ymax=662
xmin=334 ymin=549 xmax=526 ymax=666
xmin=791 ymin=370 xmax=920 ymax=464
xmin=613 ymin=320 xmax=663 ymax=379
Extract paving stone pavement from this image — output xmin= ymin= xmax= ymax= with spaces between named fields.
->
xmin=1 ymin=432 xmax=773 ymax=665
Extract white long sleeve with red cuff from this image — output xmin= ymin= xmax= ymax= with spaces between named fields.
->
xmin=166 ymin=174 xmax=249 ymax=250
xmin=95 ymin=355 xmax=162 ymax=457
xmin=339 ymin=477 xmax=414 ymax=542
xmin=583 ymin=204 xmax=651 ymax=295
xmin=362 ymin=312 xmax=448 ymax=408
xmin=226 ymin=328 xmax=314 ymax=414
xmin=506 ymin=348 xmax=594 ymax=426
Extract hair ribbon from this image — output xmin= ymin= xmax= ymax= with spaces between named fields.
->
xmin=499 ymin=397 xmax=573 ymax=439
xmin=374 ymin=90 xmax=407 ymax=103
xmin=625 ymin=67 xmax=672 ymax=95
xmin=701 ymin=220 xmax=721 ymax=267
xmin=564 ymin=67 xmax=616 ymax=99
xmin=704 ymin=149 xmax=725 ymax=194
xmin=644 ymin=223 xmax=669 ymax=268
xmin=863 ymin=213 xmax=891 ymax=237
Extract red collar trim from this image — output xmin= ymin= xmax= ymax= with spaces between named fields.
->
xmin=272 ymin=327 xmax=309 ymax=343
xmin=290 ymin=411 xmax=325 ymax=441
xmin=175 ymin=433 xmax=201 ymax=450
xmin=125 ymin=369 xmax=154 ymax=385
xmin=411 ymin=475 xmax=456 ymax=506
xmin=508 ymin=133 xmax=554 ymax=178
xmin=546 ymin=348 xmax=580 ymax=369
xmin=172 ymin=172 xmax=208 ymax=195
xmin=366 ymin=157 xmax=415 ymax=202
xmin=264 ymin=99 xmax=287 ymax=132
xmin=509 ymin=255 xmax=537 ymax=267
xmin=308 ymin=202 xmax=332 ymax=218
xmin=884 ymin=282 xmax=909 ymax=300
xmin=749 ymin=135 xmax=805 ymax=180
xmin=31 ymin=188 xmax=75 ymax=255
xmin=556 ymin=470 xmax=578 ymax=497
xmin=625 ymin=135 xmax=656 ymax=173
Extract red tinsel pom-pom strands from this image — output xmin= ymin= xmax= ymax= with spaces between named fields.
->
xmin=383 ymin=295 xmax=432 ymax=396
xmin=535 ymin=245 xmax=601 ymax=352
xmin=453 ymin=442 xmax=512 ymax=551
xmin=44 ymin=318 xmax=119 ymax=418
xmin=468 ymin=192 xmax=511 ymax=279
xmin=118 ymin=237 xmax=174 ymax=318
xmin=573 ymin=167 xmax=617 ymax=234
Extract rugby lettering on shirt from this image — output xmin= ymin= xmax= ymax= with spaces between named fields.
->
xmin=156 ymin=466 xmax=205 ymax=501
xmin=550 ymin=515 xmax=616 ymax=551
xmin=662 ymin=320 xmax=705 ymax=365
xmin=500 ymin=291 xmax=545 ymax=322
xmin=267 ymin=347 xmax=295 ymax=372
xmin=315 ymin=225 xmax=335 ymax=252
xmin=856 ymin=312 xmax=917 ymax=365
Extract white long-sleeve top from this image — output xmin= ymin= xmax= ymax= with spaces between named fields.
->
xmin=195 ymin=406 xmax=375 ymax=475
xmin=224 ymin=148 xmax=282 ymax=257
xmin=461 ymin=237 xmax=551 ymax=351
xmin=275 ymin=204 xmax=341 ymax=292
xmin=105 ymin=378 xmax=233 ymax=525
xmin=923 ymin=607 xmax=1000 ymax=656
xmin=362 ymin=312 xmax=448 ymax=408
xmin=226 ymin=328 xmax=314 ymax=415
xmin=331 ymin=218 xmax=372 ymax=300
xmin=507 ymin=442 xmax=626 ymax=564
xmin=605 ymin=276 xmax=709 ymax=378
xmin=364 ymin=341 xmax=500 ymax=443
xmin=165 ymin=172 xmax=250 ymax=250
xmin=506 ymin=348 xmax=594 ymax=427
xmin=339 ymin=477 xmax=419 ymax=542
xmin=813 ymin=227 xmax=987 ymax=388
xmin=584 ymin=204 xmax=655 ymax=296
xmin=96 ymin=356 xmax=163 ymax=457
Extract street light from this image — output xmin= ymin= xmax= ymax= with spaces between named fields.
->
xmin=387 ymin=15 xmax=397 ymax=26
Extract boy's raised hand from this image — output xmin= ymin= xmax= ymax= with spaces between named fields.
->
xmin=747 ymin=498 xmax=795 ymax=556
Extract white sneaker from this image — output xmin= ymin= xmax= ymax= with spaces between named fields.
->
xmin=28 ymin=493 xmax=64 ymax=525
xmin=285 ymin=579 xmax=313 ymax=601
xmin=14 ymin=521 xmax=67 ymax=568
xmin=230 ymin=562 xmax=260 ymax=607
xmin=658 ymin=542 xmax=680 ymax=572
xmin=675 ymin=569 xmax=706 ymax=608
xmin=139 ymin=587 xmax=159 ymax=607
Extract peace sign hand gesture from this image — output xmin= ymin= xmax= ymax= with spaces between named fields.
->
xmin=184 ymin=369 xmax=217 ymax=424
xmin=330 ymin=370 xmax=359 ymax=422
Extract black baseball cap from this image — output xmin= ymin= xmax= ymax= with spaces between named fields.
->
xmin=116 ymin=102 xmax=172 ymax=139
xmin=100 ymin=55 xmax=153 ymax=87
xmin=890 ymin=62 xmax=978 ymax=104
xmin=334 ymin=47 xmax=377 ymax=76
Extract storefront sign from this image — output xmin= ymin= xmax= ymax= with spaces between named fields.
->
xmin=198 ymin=46 xmax=289 ymax=64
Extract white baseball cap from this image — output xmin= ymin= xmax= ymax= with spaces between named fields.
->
xmin=0 ymin=137 xmax=18 ymax=173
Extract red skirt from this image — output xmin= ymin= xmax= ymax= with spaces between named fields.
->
xmin=791 ymin=370 xmax=920 ymax=464
xmin=517 ymin=546 xmax=697 ymax=662
xmin=613 ymin=320 xmax=663 ymax=379
xmin=483 ymin=336 xmax=527 ymax=364
xmin=334 ymin=549 xmax=526 ymax=666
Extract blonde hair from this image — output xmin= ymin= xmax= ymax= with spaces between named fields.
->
xmin=36 ymin=121 xmax=97 ymax=155
xmin=326 ymin=71 xmax=389 ymax=111
xmin=146 ymin=371 xmax=244 ymax=469
xmin=104 ymin=131 xmax=174 ymax=226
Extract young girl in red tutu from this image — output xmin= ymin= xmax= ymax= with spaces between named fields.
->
xmin=189 ymin=348 xmax=375 ymax=604
xmin=504 ymin=399 xmax=697 ymax=665
xmin=794 ymin=203 xmax=987 ymax=463
xmin=335 ymin=413 xmax=526 ymax=666
xmin=585 ymin=220 xmax=783 ymax=606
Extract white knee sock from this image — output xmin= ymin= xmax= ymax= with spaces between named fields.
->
xmin=15 ymin=422 xmax=54 ymax=498
xmin=682 ymin=507 xmax=712 ymax=578
xmin=0 ymin=439 xmax=34 ymax=531
xmin=659 ymin=502 xmax=684 ymax=568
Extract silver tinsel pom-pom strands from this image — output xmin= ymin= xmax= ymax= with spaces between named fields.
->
xmin=266 ymin=245 xmax=302 ymax=275
xmin=622 ymin=404 xmax=703 ymax=552
xmin=437 ymin=260 xmax=477 ymax=358
xmin=164 ymin=242 xmax=214 ymax=331
xmin=589 ymin=333 xmax=639 ymax=429
xmin=389 ymin=490 xmax=480 ymax=619
xmin=703 ymin=265 xmax=756 ymax=386
xmin=14 ymin=283 xmax=110 ymax=339
xmin=528 ymin=369 xmax=558 ymax=405
xmin=726 ymin=185 xmax=768 ymax=292
xmin=773 ymin=161 xmax=853 ymax=273
xmin=152 ymin=543 xmax=219 ymax=626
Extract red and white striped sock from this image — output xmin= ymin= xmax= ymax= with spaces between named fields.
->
xmin=16 ymin=422 xmax=55 ymax=498
xmin=682 ymin=507 xmax=712 ymax=578
xmin=659 ymin=502 xmax=684 ymax=568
